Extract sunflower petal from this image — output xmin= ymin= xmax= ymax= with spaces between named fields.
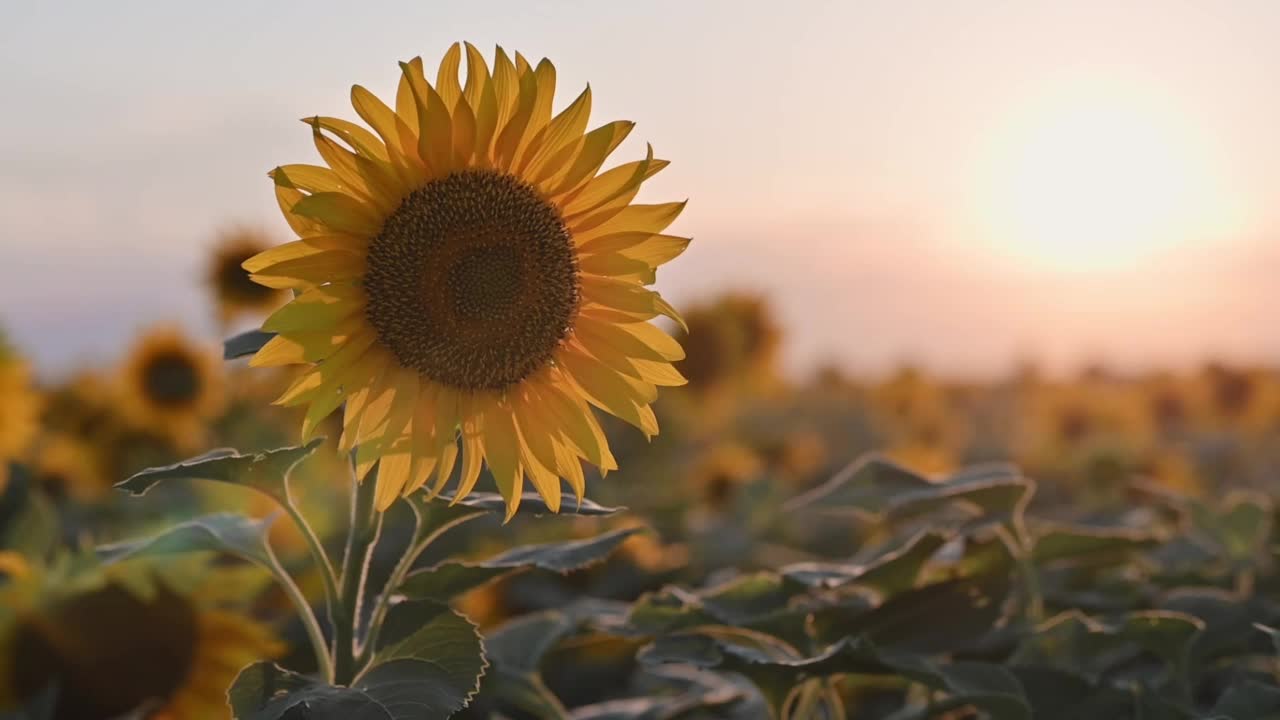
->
xmin=573 ymin=202 xmax=687 ymax=245
xmin=289 ymin=192 xmax=380 ymax=236
xmin=482 ymin=399 xmax=524 ymax=520
xmin=305 ymin=116 xmax=389 ymax=162
xmin=548 ymin=121 xmax=634 ymax=198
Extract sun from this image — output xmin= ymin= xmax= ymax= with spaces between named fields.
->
xmin=975 ymin=85 xmax=1236 ymax=272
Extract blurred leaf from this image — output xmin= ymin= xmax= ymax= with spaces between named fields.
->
xmin=1012 ymin=610 xmax=1202 ymax=683
xmin=639 ymin=631 xmax=1029 ymax=719
xmin=812 ymin=573 xmax=1012 ymax=653
xmin=1158 ymin=589 xmax=1277 ymax=668
xmin=1255 ymin=623 xmax=1280 ymax=655
xmin=115 ymin=440 xmax=324 ymax=505
xmin=784 ymin=455 xmax=933 ymax=515
xmin=1215 ymin=493 xmax=1273 ymax=564
xmin=97 ymin=513 xmax=274 ymax=568
xmin=1031 ymin=524 xmax=1162 ymax=565
xmin=224 ymin=329 xmax=275 ymax=360
xmin=0 ymin=469 xmax=57 ymax=558
xmin=885 ymin=475 xmax=1034 ymax=531
xmin=1208 ymin=678 xmax=1280 ymax=720
xmin=229 ymin=657 xmax=483 ymax=719
xmin=1009 ymin=666 xmax=1136 ymax=720
xmin=400 ymin=527 xmax=643 ymax=601
xmin=783 ymin=530 xmax=948 ymax=597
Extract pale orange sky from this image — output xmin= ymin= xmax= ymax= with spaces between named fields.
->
xmin=2 ymin=1 xmax=1277 ymax=377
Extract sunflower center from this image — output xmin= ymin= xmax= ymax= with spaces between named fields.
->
xmin=363 ymin=169 xmax=579 ymax=391
xmin=142 ymin=353 xmax=201 ymax=407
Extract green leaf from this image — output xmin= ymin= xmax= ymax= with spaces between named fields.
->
xmin=229 ymin=658 xmax=484 ymax=719
xmin=434 ymin=490 xmax=624 ymax=516
xmin=811 ymin=573 xmax=1012 ymax=653
xmin=1159 ymin=589 xmax=1275 ymax=668
xmin=371 ymin=601 xmax=488 ymax=695
xmin=1009 ymin=667 xmax=1136 ymax=720
xmin=97 ymin=513 xmax=275 ymax=568
xmin=0 ymin=469 xmax=57 ymax=558
xmin=1208 ymin=679 xmax=1280 ymax=720
xmin=475 ymin=611 xmax=582 ymax=720
xmin=400 ymin=527 xmax=643 ymax=602
xmin=1012 ymin=610 xmax=1202 ymax=683
xmin=224 ymin=329 xmax=276 ymax=359
xmin=115 ymin=440 xmax=324 ymax=505
xmin=1215 ymin=492 xmax=1273 ymax=564
xmin=885 ymin=475 xmax=1034 ymax=530
xmin=784 ymin=454 xmax=933 ymax=515
xmin=782 ymin=530 xmax=948 ymax=597
xmin=639 ymin=631 xmax=1030 ymax=719
xmin=1031 ymin=524 xmax=1162 ymax=565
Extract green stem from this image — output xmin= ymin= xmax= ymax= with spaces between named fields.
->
xmin=265 ymin=545 xmax=333 ymax=681
xmin=281 ymin=473 xmax=340 ymax=626
xmin=997 ymin=524 xmax=1043 ymax=623
xmin=332 ymin=462 xmax=381 ymax=685
xmin=359 ymin=506 xmax=423 ymax=664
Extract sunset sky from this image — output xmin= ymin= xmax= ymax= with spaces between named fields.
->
xmin=2 ymin=1 xmax=1278 ymax=378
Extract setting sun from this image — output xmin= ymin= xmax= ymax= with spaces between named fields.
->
xmin=977 ymin=85 xmax=1237 ymax=272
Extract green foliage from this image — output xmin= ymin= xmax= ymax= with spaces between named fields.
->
xmin=18 ymin=434 xmax=1270 ymax=720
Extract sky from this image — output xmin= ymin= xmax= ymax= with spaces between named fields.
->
xmin=2 ymin=1 xmax=1278 ymax=379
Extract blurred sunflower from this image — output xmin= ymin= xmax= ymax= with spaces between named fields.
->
xmin=691 ymin=443 xmax=762 ymax=512
xmin=0 ymin=565 xmax=281 ymax=720
xmin=117 ymin=327 xmax=225 ymax=451
xmin=206 ymin=227 xmax=289 ymax=326
xmin=674 ymin=293 xmax=781 ymax=392
xmin=31 ymin=435 xmax=108 ymax=504
xmin=0 ymin=338 xmax=41 ymax=490
xmin=246 ymin=43 xmax=690 ymax=516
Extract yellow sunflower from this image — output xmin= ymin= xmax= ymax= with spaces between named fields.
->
xmin=117 ymin=327 xmax=225 ymax=450
xmin=31 ymin=434 xmax=109 ymax=504
xmin=0 ymin=339 xmax=41 ymax=490
xmin=246 ymin=43 xmax=690 ymax=516
xmin=0 ymin=568 xmax=281 ymax=720
xmin=206 ymin=227 xmax=289 ymax=326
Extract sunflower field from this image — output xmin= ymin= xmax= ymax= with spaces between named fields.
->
xmin=3 ymin=41 xmax=1280 ymax=720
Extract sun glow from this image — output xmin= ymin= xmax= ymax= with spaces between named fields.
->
xmin=976 ymin=86 xmax=1237 ymax=272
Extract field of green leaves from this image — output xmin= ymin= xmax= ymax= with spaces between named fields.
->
xmin=2 ymin=302 xmax=1278 ymax=718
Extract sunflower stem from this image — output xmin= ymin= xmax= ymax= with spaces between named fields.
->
xmin=281 ymin=469 xmax=341 ymax=629
xmin=265 ymin=544 xmax=333 ymax=682
xmin=332 ymin=461 xmax=381 ymax=685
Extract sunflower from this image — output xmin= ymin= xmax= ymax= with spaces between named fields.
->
xmin=691 ymin=443 xmax=762 ymax=512
xmin=0 ymin=567 xmax=281 ymax=720
xmin=117 ymin=327 xmax=225 ymax=450
xmin=206 ymin=227 xmax=289 ymax=326
xmin=31 ymin=434 xmax=108 ymax=504
xmin=674 ymin=293 xmax=781 ymax=392
xmin=246 ymin=43 xmax=690 ymax=516
xmin=0 ymin=338 xmax=41 ymax=490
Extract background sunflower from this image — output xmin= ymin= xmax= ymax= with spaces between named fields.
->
xmin=206 ymin=227 xmax=290 ymax=328
xmin=115 ymin=327 xmax=226 ymax=452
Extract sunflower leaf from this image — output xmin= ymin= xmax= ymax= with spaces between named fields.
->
xmin=435 ymin=490 xmax=624 ymax=516
xmin=638 ymin=631 xmax=1030 ymax=719
xmin=370 ymin=601 xmax=488 ymax=692
xmin=96 ymin=512 xmax=275 ymax=569
xmin=399 ymin=527 xmax=643 ymax=601
xmin=224 ymin=329 xmax=277 ymax=359
xmin=115 ymin=440 xmax=324 ymax=505
xmin=229 ymin=657 xmax=484 ymax=720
